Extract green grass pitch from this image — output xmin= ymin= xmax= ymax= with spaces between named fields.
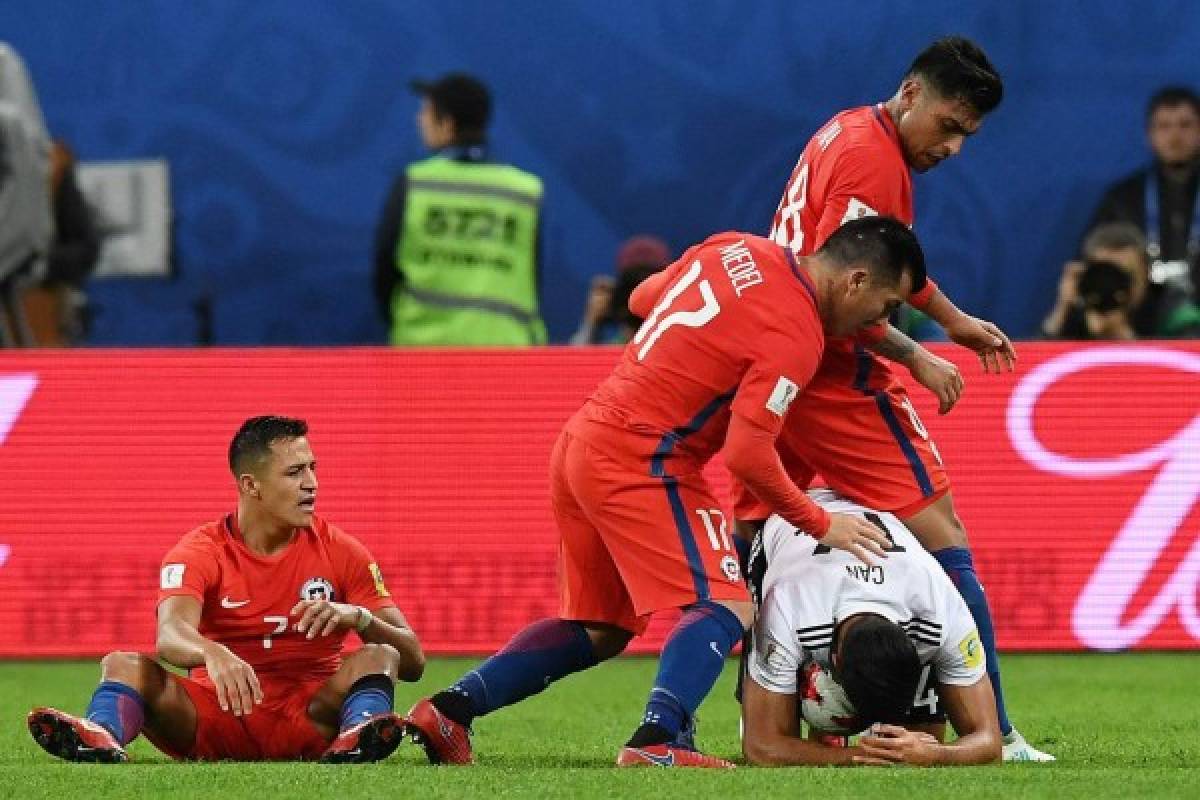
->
xmin=2 ymin=654 xmax=1196 ymax=798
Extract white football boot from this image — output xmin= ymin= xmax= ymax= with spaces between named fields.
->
xmin=1002 ymin=728 xmax=1056 ymax=762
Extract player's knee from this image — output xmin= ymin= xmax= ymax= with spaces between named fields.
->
xmin=584 ymin=624 xmax=633 ymax=662
xmin=906 ymin=497 xmax=970 ymax=550
xmin=351 ymin=642 xmax=403 ymax=679
xmin=940 ymin=505 xmax=968 ymax=543
xmin=99 ymin=651 xmax=161 ymax=690
xmin=716 ymin=599 xmax=755 ymax=630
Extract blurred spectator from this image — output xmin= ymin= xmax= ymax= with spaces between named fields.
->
xmin=22 ymin=140 xmax=101 ymax=345
xmin=373 ymin=72 xmax=546 ymax=346
xmin=0 ymin=42 xmax=53 ymax=347
xmin=1085 ymin=86 xmax=1200 ymax=318
xmin=1043 ymin=222 xmax=1200 ymax=339
xmin=570 ymin=235 xmax=670 ymax=345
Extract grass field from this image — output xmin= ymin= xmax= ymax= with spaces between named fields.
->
xmin=2 ymin=654 xmax=1197 ymax=799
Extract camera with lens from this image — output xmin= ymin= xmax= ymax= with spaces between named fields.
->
xmin=1078 ymin=259 xmax=1133 ymax=312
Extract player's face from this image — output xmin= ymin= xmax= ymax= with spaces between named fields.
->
xmin=1147 ymin=104 xmax=1200 ymax=167
xmin=255 ymin=436 xmax=318 ymax=528
xmin=831 ymin=270 xmax=913 ymax=336
xmin=895 ymin=80 xmax=982 ymax=173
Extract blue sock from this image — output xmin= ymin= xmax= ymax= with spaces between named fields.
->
xmin=933 ymin=546 xmax=1013 ymax=735
xmin=640 ymin=601 xmax=744 ymax=741
xmin=445 ymin=619 xmax=598 ymax=722
xmin=339 ymin=673 xmax=394 ymax=732
xmin=85 ymin=681 xmax=145 ymax=746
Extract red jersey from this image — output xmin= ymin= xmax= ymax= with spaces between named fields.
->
xmin=566 ymin=232 xmax=824 ymax=474
xmin=158 ymin=513 xmax=395 ymax=683
xmin=770 ymin=104 xmax=936 ymax=389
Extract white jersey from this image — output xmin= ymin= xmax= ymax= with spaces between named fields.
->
xmin=748 ymin=490 xmax=985 ymax=696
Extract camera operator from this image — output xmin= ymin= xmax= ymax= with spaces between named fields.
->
xmin=1084 ymin=87 xmax=1200 ymax=322
xmin=570 ymin=235 xmax=670 ymax=345
xmin=1042 ymin=223 xmax=1193 ymax=339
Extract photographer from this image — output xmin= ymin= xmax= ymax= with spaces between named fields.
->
xmin=1084 ymin=87 xmax=1200 ymax=318
xmin=1043 ymin=222 xmax=1199 ymax=339
xmin=570 ymin=235 xmax=670 ymax=345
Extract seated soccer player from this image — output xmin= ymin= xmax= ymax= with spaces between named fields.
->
xmin=27 ymin=415 xmax=425 ymax=763
xmin=741 ymin=489 xmax=1002 ymax=767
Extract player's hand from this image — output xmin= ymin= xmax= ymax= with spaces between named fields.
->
xmin=821 ymin=513 xmax=891 ymax=566
xmin=290 ymin=599 xmax=360 ymax=639
xmin=854 ymin=724 xmax=942 ymax=767
xmin=909 ymin=351 xmax=963 ymax=414
xmin=202 ymin=643 xmax=263 ymax=716
xmin=944 ymin=314 xmax=1016 ymax=374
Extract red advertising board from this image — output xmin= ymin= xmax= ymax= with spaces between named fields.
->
xmin=0 ymin=343 xmax=1197 ymax=656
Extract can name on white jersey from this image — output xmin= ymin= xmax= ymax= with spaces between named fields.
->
xmin=748 ymin=489 xmax=985 ymax=697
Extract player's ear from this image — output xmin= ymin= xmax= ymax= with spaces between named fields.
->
xmin=901 ymin=77 xmax=921 ymax=107
xmin=237 ymin=472 xmax=260 ymax=498
xmin=847 ymin=267 xmax=870 ymax=292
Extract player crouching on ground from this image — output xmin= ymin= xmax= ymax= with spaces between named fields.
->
xmin=28 ymin=415 xmax=425 ymax=763
xmin=740 ymin=489 xmax=1001 ymax=767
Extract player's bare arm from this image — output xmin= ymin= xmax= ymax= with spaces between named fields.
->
xmin=919 ymin=289 xmax=1016 ymax=374
xmin=290 ymin=600 xmax=425 ymax=681
xmin=741 ymin=676 xmax=858 ymax=766
xmin=868 ymin=325 xmax=964 ymax=414
xmin=855 ymin=676 xmax=1001 ymax=766
xmin=157 ymin=595 xmax=264 ymax=716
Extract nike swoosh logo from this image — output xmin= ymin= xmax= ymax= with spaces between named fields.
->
xmin=631 ymin=748 xmax=675 ymax=767
xmin=221 ymin=596 xmax=250 ymax=609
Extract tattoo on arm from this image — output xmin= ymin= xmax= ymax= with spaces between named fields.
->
xmin=870 ymin=326 xmax=918 ymax=365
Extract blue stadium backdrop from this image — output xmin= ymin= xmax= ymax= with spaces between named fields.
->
xmin=3 ymin=0 xmax=1196 ymax=344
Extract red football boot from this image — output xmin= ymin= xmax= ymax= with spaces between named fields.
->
xmin=616 ymin=743 xmax=735 ymax=768
xmin=27 ymin=707 xmax=129 ymax=763
xmin=319 ymin=711 xmax=406 ymax=764
xmin=405 ymin=697 xmax=473 ymax=765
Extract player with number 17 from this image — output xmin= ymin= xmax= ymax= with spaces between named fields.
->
xmin=405 ymin=216 xmax=927 ymax=768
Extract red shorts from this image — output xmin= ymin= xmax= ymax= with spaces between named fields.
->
xmin=733 ymin=380 xmax=949 ymax=520
xmin=143 ymin=674 xmax=330 ymax=761
xmin=551 ymin=430 xmax=748 ymax=635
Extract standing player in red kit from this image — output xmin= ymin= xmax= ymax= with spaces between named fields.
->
xmin=27 ymin=416 xmax=425 ymax=763
xmin=405 ymin=217 xmax=927 ymax=768
xmin=746 ymin=37 xmax=1052 ymax=761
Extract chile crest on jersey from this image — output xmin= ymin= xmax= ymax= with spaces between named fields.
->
xmin=300 ymin=576 xmax=335 ymax=602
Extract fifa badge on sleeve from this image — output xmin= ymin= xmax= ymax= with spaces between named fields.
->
xmin=368 ymin=563 xmax=391 ymax=598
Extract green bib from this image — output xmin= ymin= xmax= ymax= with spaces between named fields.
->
xmin=392 ymin=156 xmax=546 ymax=346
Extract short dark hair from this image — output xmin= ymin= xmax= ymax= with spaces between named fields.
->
xmin=835 ymin=615 xmax=923 ymax=726
xmin=1146 ymin=86 xmax=1200 ymax=123
xmin=228 ymin=415 xmax=308 ymax=476
xmin=818 ymin=216 xmax=927 ymax=293
xmin=411 ymin=72 xmax=492 ymax=137
xmin=907 ymin=36 xmax=1003 ymax=115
